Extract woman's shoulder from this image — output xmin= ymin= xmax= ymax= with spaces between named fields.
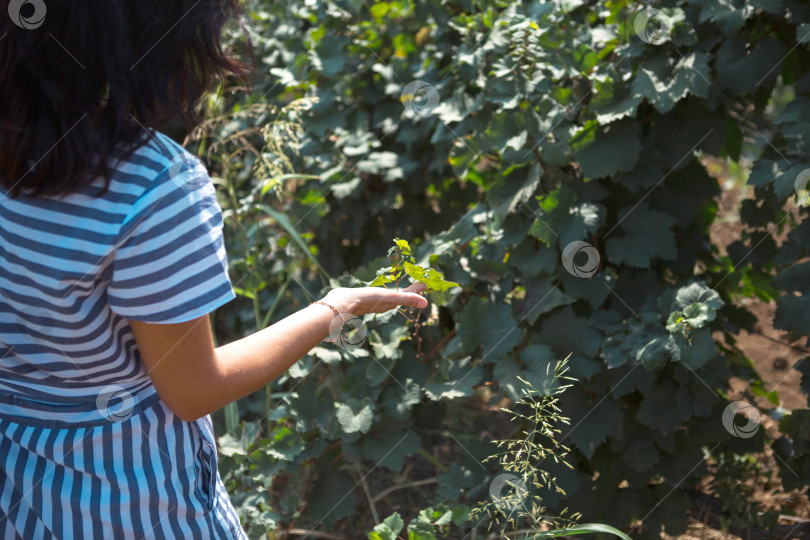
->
xmin=110 ymin=129 xmax=193 ymax=183
xmin=108 ymin=129 xmax=212 ymax=202
xmin=112 ymin=129 xmax=216 ymax=231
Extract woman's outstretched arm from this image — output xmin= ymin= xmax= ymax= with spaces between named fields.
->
xmin=128 ymin=284 xmax=428 ymax=421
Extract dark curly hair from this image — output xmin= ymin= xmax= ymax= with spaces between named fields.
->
xmin=0 ymin=0 xmax=250 ymax=197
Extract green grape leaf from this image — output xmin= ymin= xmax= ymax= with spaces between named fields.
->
xmin=637 ymin=335 xmax=671 ymax=370
xmin=285 ymin=379 xmax=334 ymax=431
xmin=558 ymin=202 xmax=605 ymax=247
xmin=403 ymin=261 xmax=460 ymax=292
xmin=637 ymin=381 xmax=682 ymax=433
xmin=539 ymin=306 xmax=603 ymax=358
xmin=407 ymin=522 xmax=437 ymax=540
xmin=265 ymin=426 xmax=306 ymax=461
xmin=631 ymin=53 xmax=711 ymax=114
xmin=674 ymin=384 xmax=717 ymax=419
xmin=605 ymin=320 xmax=672 ymax=371
xmin=566 ymin=392 xmax=624 ymax=459
xmin=623 ymin=437 xmax=660 ymax=473
xmin=751 ymin=0 xmax=782 ymax=13
xmin=799 ymin=24 xmax=810 ymax=44
xmin=681 ymin=302 xmax=716 ymax=328
xmin=698 ymin=1 xmax=748 ymax=34
xmin=485 ymin=162 xmax=542 ymax=220
xmin=424 ymin=357 xmax=484 ymax=400
xmin=369 ymin=512 xmax=405 ymax=540
xmin=336 ymin=398 xmax=375 ymax=434
xmin=593 ymin=79 xmax=643 ymax=124
xmin=716 ymin=35 xmax=786 ymax=93
xmin=571 ymin=118 xmax=642 ymax=179
xmin=457 ymin=297 xmax=524 ymax=362
xmin=773 ymin=261 xmax=810 ymax=295
xmin=369 ymin=239 xmax=459 ymax=293
xmin=305 ymin=469 xmax=358 ymax=523
xmin=665 ymin=312 xmax=687 ymax=335
xmin=641 ymin=489 xmax=692 ymax=537
xmin=393 ymin=238 xmax=413 ymax=259
xmin=528 ymin=184 xmax=577 ymax=245
xmin=369 ymin=325 xmax=408 ymax=360
xmin=434 ymin=464 xmax=476 ymax=502
xmin=380 ymin=379 xmax=422 ymax=421
xmin=366 ymin=355 xmax=398 ymax=386
xmin=519 ymin=343 xmax=559 ymax=392
xmin=673 ymin=282 xmax=724 ymax=310
xmin=517 ymin=276 xmax=575 ymax=324
xmin=217 ymin=423 xmax=260 ymax=458
xmin=794 ymin=358 xmax=810 ymax=397
xmin=362 ymin=431 xmax=422 ymax=471
xmin=613 ymin=160 xmax=666 ymax=193
xmin=666 ymin=328 xmax=717 ymax=370
xmin=774 ymin=296 xmax=810 ymax=336
xmin=492 ymin=356 xmax=523 ymax=401
xmin=779 ymin=409 xmax=810 ymax=456
xmin=494 ymin=344 xmax=557 ymax=400
xmin=451 ymin=504 xmax=470 ymax=527
xmin=369 ymin=272 xmax=400 ymax=287
xmin=604 ymin=204 xmax=677 ymax=268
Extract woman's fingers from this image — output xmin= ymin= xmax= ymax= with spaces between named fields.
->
xmin=397 ymin=282 xmax=427 ymax=308
xmin=399 ymin=292 xmax=428 ymax=309
xmin=323 ymin=285 xmax=428 ymax=316
xmin=402 ymin=282 xmax=427 ymax=294
xmin=368 ymin=287 xmax=426 ymax=311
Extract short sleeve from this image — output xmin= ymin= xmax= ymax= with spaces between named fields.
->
xmin=107 ymin=146 xmax=236 ymax=324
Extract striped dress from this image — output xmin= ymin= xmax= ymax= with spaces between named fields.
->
xmin=0 ymin=130 xmax=247 ymax=539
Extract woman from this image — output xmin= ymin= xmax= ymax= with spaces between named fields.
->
xmin=0 ymin=1 xmax=427 ymax=537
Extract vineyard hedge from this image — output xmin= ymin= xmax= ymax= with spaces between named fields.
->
xmin=186 ymin=0 xmax=810 ymax=537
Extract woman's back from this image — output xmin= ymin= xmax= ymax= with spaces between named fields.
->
xmin=0 ymin=131 xmax=234 ymax=425
xmin=0 ymin=131 xmax=247 ymax=539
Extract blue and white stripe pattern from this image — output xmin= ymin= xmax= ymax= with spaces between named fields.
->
xmin=0 ymin=130 xmax=246 ymax=538
xmin=0 ymin=399 xmax=245 ymax=538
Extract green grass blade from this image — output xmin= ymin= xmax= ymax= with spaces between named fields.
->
xmin=223 ymin=401 xmax=240 ymax=433
xmin=525 ymin=523 xmax=632 ymax=540
xmin=261 ymin=205 xmax=332 ymax=281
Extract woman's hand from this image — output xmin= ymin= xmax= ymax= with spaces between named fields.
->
xmin=321 ymin=282 xmax=428 ymax=316
xmin=133 ymin=282 xmax=429 ymax=422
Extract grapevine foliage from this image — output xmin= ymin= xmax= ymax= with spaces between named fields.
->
xmin=367 ymin=238 xmax=460 ymax=293
xmin=193 ymin=0 xmax=810 ymax=537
